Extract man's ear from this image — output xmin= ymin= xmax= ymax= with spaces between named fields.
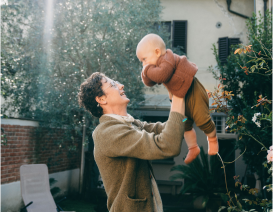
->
xmin=155 ymin=48 xmax=162 ymax=57
xmin=96 ymin=96 xmax=107 ymax=105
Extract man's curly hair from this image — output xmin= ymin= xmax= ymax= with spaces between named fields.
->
xmin=78 ymin=72 xmax=106 ymax=118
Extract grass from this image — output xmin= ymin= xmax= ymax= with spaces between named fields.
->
xmin=57 ymin=192 xmax=108 ymax=212
xmin=57 ymin=194 xmax=209 ymax=212
xmin=58 ymin=198 xmax=98 ymax=212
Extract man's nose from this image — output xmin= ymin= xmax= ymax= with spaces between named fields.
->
xmin=142 ymin=61 xmax=147 ymax=66
xmin=118 ymin=83 xmax=124 ymax=89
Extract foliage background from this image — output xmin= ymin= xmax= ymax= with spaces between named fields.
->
xmin=209 ymin=11 xmax=272 ymax=196
xmin=1 ymin=0 xmax=171 ymax=149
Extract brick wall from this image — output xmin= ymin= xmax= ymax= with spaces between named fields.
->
xmin=1 ymin=121 xmax=81 ymax=184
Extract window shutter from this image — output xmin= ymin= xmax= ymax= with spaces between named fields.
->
xmin=219 ymin=37 xmax=241 ymax=65
xmin=172 ymin=21 xmax=187 ymax=54
xmin=228 ymin=38 xmax=241 ymax=55
xmin=218 ymin=37 xmax=229 ymax=65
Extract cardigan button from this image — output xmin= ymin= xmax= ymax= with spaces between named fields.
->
xmin=150 ymin=174 xmax=152 ymax=179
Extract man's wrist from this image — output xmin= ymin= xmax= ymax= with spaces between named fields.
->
xmin=170 ymin=95 xmax=185 ymax=115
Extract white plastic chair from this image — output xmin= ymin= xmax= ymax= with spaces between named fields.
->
xmin=20 ymin=164 xmax=75 ymax=212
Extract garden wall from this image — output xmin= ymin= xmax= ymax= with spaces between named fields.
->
xmin=1 ymin=118 xmax=81 ymax=212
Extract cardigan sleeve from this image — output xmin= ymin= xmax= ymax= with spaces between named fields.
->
xmin=133 ymin=119 xmax=166 ymax=135
xmin=93 ymin=112 xmax=185 ymax=160
xmin=143 ymin=60 xmax=175 ymax=84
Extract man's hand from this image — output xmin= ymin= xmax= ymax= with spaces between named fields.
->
xmin=168 ymin=91 xmax=173 ymax=102
xmin=164 ymin=85 xmax=173 ymax=101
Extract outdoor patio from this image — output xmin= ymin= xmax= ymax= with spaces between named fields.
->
xmin=1 ymin=0 xmax=272 ymax=212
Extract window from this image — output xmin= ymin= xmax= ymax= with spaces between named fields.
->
xmin=173 ymin=20 xmax=187 ymax=54
xmin=213 ymin=116 xmax=223 ymax=133
xmin=161 ymin=21 xmax=171 ymax=40
xmin=156 ymin=20 xmax=188 ymax=54
xmin=218 ymin=37 xmax=241 ymax=65
xmin=212 ymin=115 xmax=233 ymax=134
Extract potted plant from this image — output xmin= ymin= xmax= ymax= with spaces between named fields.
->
xmin=170 ymin=147 xmax=231 ymax=212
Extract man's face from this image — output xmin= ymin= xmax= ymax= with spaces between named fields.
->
xmin=136 ymin=44 xmax=159 ymax=67
xmin=101 ymin=77 xmax=130 ymax=108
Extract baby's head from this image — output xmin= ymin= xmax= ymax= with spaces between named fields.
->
xmin=136 ymin=34 xmax=166 ymax=67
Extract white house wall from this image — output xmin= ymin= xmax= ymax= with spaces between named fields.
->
xmin=145 ymin=0 xmax=254 ymax=95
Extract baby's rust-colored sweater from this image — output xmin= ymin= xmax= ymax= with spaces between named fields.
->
xmin=141 ymin=49 xmax=198 ymax=98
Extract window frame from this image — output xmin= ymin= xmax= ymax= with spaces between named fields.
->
xmin=172 ymin=20 xmax=188 ymax=54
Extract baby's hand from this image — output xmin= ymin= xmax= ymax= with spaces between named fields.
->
xmin=142 ymin=64 xmax=149 ymax=76
xmin=142 ymin=64 xmax=149 ymax=71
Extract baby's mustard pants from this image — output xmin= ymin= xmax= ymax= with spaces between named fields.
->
xmin=184 ymin=77 xmax=216 ymax=134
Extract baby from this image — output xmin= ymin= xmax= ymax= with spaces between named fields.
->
xmin=136 ymin=34 xmax=219 ymax=164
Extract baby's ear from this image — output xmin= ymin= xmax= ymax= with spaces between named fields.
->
xmin=155 ymin=48 xmax=162 ymax=57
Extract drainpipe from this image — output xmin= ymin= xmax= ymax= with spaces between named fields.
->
xmin=264 ymin=0 xmax=268 ymax=12
xmin=264 ymin=0 xmax=268 ymax=36
xmin=226 ymin=0 xmax=250 ymax=19
xmin=79 ymin=116 xmax=86 ymax=195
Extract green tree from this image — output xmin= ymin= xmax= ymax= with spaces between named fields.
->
xmin=1 ymin=1 xmax=23 ymax=80
xmin=209 ymin=11 xmax=272 ymax=194
xmin=1 ymin=0 xmax=170 ymax=148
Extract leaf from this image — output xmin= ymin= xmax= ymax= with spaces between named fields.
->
xmin=219 ymin=193 xmax=229 ymax=202
xmin=218 ymin=206 xmax=226 ymax=212
xmin=234 ymin=48 xmax=242 ymax=54
xmin=250 ymin=66 xmax=256 ymax=72
xmin=236 ymin=201 xmax=242 ymax=210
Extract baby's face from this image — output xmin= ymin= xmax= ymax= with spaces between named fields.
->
xmin=136 ymin=44 xmax=160 ymax=67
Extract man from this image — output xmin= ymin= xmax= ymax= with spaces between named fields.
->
xmin=78 ymin=72 xmax=186 ymax=212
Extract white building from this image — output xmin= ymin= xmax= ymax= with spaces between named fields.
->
xmin=137 ymin=0 xmax=271 ymax=195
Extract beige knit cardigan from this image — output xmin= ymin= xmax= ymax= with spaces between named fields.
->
xmin=93 ymin=112 xmax=186 ymax=212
